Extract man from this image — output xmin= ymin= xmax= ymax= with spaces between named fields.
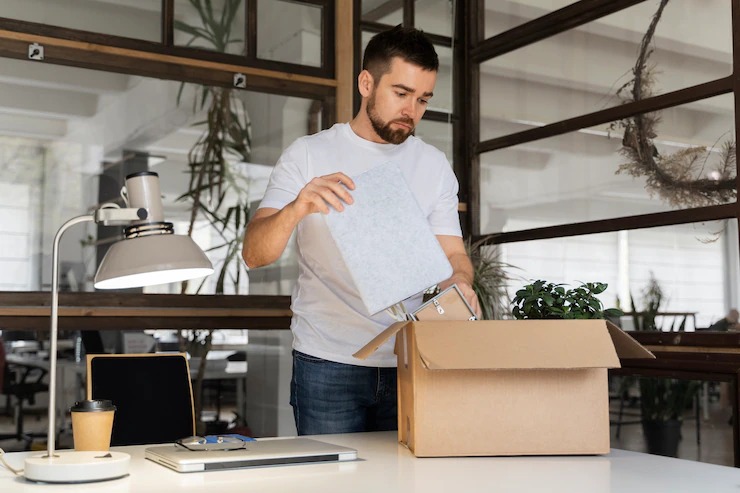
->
xmin=707 ymin=309 xmax=739 ymax=331
xmin=242 ymin=26 xmax=480 ymax=435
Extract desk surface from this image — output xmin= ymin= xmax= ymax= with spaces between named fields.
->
xmin=1 ymin=431 xmax=739 ymax=492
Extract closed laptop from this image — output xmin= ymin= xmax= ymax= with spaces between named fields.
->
xmin=145 ymin=437 xmax=358 ymax=473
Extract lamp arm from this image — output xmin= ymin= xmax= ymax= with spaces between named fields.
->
xmin=46 ymin=214 xmax=94 ymax=458
xmin=46 ymin=206 xmax=144 ymax=458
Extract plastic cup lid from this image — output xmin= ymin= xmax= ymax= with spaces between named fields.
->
xmin=70 ymin=399 xmax=116 ymax=412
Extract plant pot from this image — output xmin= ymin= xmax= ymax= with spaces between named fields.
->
xmin=642 ymin=419 xmax=682 ymax=457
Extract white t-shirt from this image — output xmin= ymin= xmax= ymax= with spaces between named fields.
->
xmin=258 ymin=123 xmax=462 ymax=367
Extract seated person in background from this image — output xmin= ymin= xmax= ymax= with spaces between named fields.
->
xmin=707 ymin=309 xmax=740 ymax=331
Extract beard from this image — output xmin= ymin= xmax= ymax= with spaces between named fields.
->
xmin=366 ymin=92 xmax=414 ymax=145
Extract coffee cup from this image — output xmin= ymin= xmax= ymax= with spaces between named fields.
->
xmin=70 ymin=399 xmax=116 ymax=451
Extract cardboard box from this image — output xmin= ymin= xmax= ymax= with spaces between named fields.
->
xmin=354 ymin=319 xmax=654 ymax=457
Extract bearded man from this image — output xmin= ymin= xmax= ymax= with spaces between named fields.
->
xmin=242 ymin=26 xmax=479 ymax=435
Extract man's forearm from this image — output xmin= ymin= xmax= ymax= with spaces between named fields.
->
xmin=242 ymin=205 xmax=301 ymax=268
xmin=447 ymin=252 xmax=474 ymax=286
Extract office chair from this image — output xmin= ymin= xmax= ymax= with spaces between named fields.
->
xmin=0 ymin=341 xmax=49 ymax=448
xmin=80 ymin=330 xmax=106 ymax=355
xmin=87 ymin=353 xmax=195 ymax=446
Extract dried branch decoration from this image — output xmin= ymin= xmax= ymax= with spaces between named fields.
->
xmin=611 ymin=0 xmax=736 ymax=208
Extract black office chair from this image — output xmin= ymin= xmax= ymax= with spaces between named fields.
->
xmin=87 ymin=353 xmax=195 ymax=446
xmin=80 ymin=330 xmax=106 ymax=355
xmin=0 ymin=342 xmax=49 ymax=448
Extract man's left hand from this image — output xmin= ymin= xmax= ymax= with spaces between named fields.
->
xmin=439 ymin=275 xmax=481 ymax=320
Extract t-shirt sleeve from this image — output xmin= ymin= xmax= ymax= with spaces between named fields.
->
xmin=258 ymin=139 xmax=308 ymax=211
xmin=428 ymin=155 xmax=462 ymax=237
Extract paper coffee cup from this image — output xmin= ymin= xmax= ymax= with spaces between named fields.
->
xmin=70 ymin=399 xmax=116 ymax=451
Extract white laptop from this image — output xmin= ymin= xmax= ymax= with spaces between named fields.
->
xmin=145 ymin=437 xmax=358 ymax=473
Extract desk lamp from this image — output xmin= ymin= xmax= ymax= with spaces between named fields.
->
xmin=23 ymin=171 xmax=214 ymax=483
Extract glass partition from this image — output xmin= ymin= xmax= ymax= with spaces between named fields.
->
xmin=480 ymin=1 xmax=732 ymax=141
xmin=484 ymin=0 xmax=576 ymax=38
xmin=174 ymin=0 xmax=246 ymax=55
xmin=0 ymin=62 xmax=320 ymax=297
xmin=479 ymin=93 xmax=736 ymax=234
xmin=0 ymin=0 xmax=161 ymax=41
xmin=497 ymin=221 xmax=730 ymax=329
xmin=415 ymin=0 xmax=454 ymax=37
xmin=361 ymin=0 xmax=403 ymax=26
xmin=0 ymin=58 xmax=318 ymax=440
xmin=256 ymin=0 xmax=323 ymax=67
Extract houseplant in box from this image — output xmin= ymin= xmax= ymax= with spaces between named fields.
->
xmin=630 ymin=275 xmax=699 ymax=457
xmin=511 ymin=280 xmax=622 ymax=320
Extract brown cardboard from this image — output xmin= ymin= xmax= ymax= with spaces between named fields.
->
xmin=354 ymin=319 xmax=654 ymax=457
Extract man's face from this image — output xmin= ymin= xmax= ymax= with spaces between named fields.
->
xmin=365 ymin=58 xmax=437 ymax=144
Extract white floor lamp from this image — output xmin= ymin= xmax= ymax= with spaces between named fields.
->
xmin=23 ymin=171 xmax=214 ymax=483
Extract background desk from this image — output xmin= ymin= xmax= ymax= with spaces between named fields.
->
xmin=192 ymin=360 xmax=247 ymax=425
xmin=5 ymin=354 xmax=83 ymax=437
xmin=2 ymin=431 xmax=740 ymax=492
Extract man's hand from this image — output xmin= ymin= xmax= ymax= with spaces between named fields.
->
xmin=435 ymin=235 xmax=481 ymax=319
xmin=289 ymin=172 xmax=355 ymax=219
xmin=439 ymin=274 xmax=481 ymax=320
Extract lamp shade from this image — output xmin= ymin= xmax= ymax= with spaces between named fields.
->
xmin=94 ymin=234 xmax=214 ymax=289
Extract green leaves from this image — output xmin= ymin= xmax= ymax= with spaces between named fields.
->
xmin=176 ymin=0 xmax=244 ymax=53
xmin=511 ymin=280 xmax=622 ymax=320
xmin=466 ymin=238 xmax=516 ymax=320
xmin=173 ymin=2 xmax=253 ymax=296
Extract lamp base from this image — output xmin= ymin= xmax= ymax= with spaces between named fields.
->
xmin=24 ymin=450 xmax=130 ymax=483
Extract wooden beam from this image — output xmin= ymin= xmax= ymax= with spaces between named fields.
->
xmin=0 ymin=292 xmax=292 ymax=331
xmin=335 ymin=0 xmax=354 ymax=122
xmin=0 ymin=29 xmax=335 ymax=89
xmin=477 ymin=76 xmax=732 ymax=155
xmin=480 ymin=202 xmax=737 ymax=245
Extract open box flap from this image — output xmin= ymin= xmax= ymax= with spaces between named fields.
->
xmin=413 ymin=320 xmax=622 ymax=370
xmin=353 ymin=321 xmax=409 ymax=360
xmin=605 ymin=320 xmax=655 ymax=360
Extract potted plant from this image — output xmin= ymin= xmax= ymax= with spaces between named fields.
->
xmin=511 ymin=280 xmax=622 ymax=320
xmin=467 ymin=239 xmax=516 ymax=320
xmin=630 ymin=275 xmax=699 ymax=457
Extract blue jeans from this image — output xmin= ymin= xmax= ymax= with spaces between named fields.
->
xmin=290 ymin=351 xmax=397 ymax=435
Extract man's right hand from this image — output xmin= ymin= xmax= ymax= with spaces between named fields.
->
xmin=289 ymin=172 xmax=356 ymax=219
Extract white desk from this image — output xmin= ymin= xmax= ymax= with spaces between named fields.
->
xmin=1 ymin=431 xmax=740 ymax=492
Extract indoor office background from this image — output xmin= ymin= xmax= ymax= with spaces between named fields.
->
xmin=0 ymin=0 xmax=738 ymax=468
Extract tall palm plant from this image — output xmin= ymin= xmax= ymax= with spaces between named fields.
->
xmin=175 ymin=0 xmax=251 ymax=295
xmin=175 ymin=0 xmax=252 ymax=430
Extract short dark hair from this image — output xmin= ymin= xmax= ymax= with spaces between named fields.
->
xmin=362 ymin=25 xmax=439 ymax=82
